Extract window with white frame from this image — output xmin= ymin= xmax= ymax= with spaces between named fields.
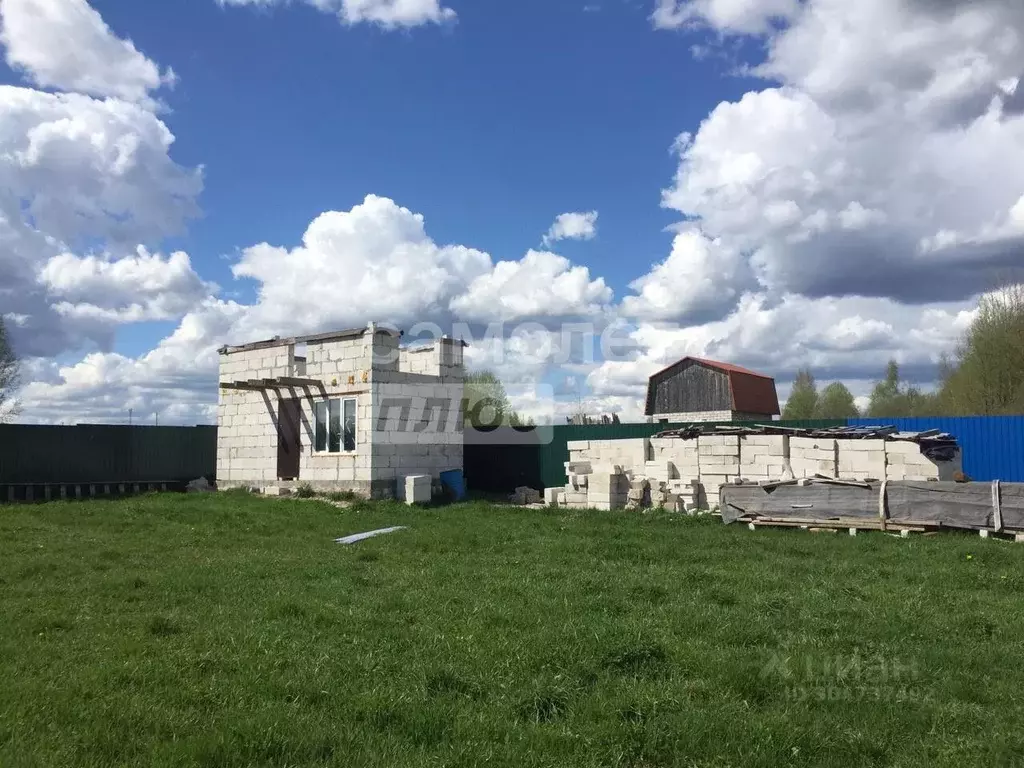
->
xmin=314 ymin=398 xmax=357 ymax=453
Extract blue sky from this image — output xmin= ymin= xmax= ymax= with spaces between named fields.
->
xmin=3 ymin=0 xmax=1023 ymax=424
xmin=89 ymin=0 xmax=755 ymax=310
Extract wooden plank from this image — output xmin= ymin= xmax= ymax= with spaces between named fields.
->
xmin=738 ymin=514 xmax=934 ymax=530
xmin=879 ymin=479 xmax=888 ymax=532
xmin=992 ymin=480 xmax=1003 ymax=533
xmin=741 ymin=518 xmax=927 ymax=533
xmin=277 ymin=377 xmax=323 ymax=387
xmin=220 ymin=382 xmax=263 ymax=391
xmin=810 ymin=475 xmax=872 ymax=489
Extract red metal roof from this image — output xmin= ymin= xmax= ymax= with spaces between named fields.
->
xmin=645 ymin=356 xmax=780 ymax=416
xmin=687 ymin=357 xmax=774 ymax=379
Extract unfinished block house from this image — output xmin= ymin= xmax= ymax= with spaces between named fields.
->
xmin=645 ymin=357 xmax=780 ymax=424
xmin=217 ymin=323 xmax=464 ymax=498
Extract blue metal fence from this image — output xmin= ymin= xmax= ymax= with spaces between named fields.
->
xmin=848 ymin=416 xmax=1024 ymax=482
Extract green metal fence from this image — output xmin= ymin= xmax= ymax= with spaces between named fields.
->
xmin=464 ymin=420 xmax=846 ymax=494
xmin=0 ymin=425 xmax=217 ymax=485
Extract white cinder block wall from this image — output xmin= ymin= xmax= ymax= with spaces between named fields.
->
xmin=370 ymin=340 xmax=464 ymax=491
xmin=217 ymin=328 xmax=464 ymax=498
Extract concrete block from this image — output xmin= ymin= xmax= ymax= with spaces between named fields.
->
xmin=589 ymin=473 xmax=629 ymax=494
xmin=400 ymin=474 xmax=432 ymax=505
xmin=711 ymin=445 xmax=741 ymax=456
xmin=885 ymin=440 xmax=923 ymax=455
xmin=699 ymin=435 xmax=738 ymax=446
xmin=587 ymin=492 xmax=627 ymax=504
xmin=841 ymin=439 xmax=887 ymax=453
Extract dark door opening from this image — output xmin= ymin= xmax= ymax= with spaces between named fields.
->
xmin=277 ymin=399 xmax=302 ymax=480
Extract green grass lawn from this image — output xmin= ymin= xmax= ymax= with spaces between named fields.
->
xmin=2 ymin=493 xmax=1024 ymax=767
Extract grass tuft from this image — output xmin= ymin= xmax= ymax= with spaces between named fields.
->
xmin=147 ymin=616 xmax=182 ymax=637
xmin=294 ymin=483 xmax=316 ymax=499
xmin=516 ymin=691 xmax=569 ymax=723
xmin=601 ymin=643 xmax=669 ymax=679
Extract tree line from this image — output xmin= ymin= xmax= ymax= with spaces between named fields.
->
xmin=783 ymin=284 xmax=1024 ymax=420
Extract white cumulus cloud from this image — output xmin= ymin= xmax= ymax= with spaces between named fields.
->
xmin=620 ymin=228 xmax=750 ymax=323
xmin=0 ymin=0 xmax=174 ymax=104
xmin=651 ymin=0 xmax=799 ymax=34
xmin=660 ymin=0 xmax=1024 ymax=304
xmin=542 ymin=211 xmax=599 ymax=246
xmin=217 ymin=0 xmax=456 ymax=28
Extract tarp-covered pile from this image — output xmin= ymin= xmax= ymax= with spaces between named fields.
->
xmin=720 ymin=480 xmax=1024 ymax=533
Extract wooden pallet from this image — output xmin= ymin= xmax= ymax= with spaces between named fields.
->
xmin=741 ymin=515 xmax=1024 ymax=541
xmin=742 ymin=516 xmax=929 ymax=535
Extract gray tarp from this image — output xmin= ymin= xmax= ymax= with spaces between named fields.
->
xmin=720 ymin=481 xmax=1024 ymax=531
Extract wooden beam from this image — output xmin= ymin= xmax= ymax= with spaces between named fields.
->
xmin=277 ymin=377 xmax=323 ymax=387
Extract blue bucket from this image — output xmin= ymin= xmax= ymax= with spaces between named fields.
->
xmin=439 ymin=469 xmax=466 ymax=502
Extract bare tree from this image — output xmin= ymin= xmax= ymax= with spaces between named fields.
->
xmin=0 ymin=317 xmax=20 ymax=422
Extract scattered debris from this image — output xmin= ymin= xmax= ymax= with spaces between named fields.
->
xmin=510 ymin=486 xmax=543 ymax=505
xmin=335 ymin=526 xmax=407 ymax=545
xmin=186 ymin=477 xmax=213 ymax=493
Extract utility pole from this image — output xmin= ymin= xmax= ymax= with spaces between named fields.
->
xmin=155 ymin=412 xmax=159 ymax=427
xmin=129 ymin=408 xmax=133 ymax=426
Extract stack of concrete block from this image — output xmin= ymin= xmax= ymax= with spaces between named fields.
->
xmin=837 ymin=439 xmax=887 ymax=480
xmin=697 ymin=435 xmax=740 ymax=508
xmin=649 ymin=438 xmax=700 ymax=480
xmin=737 ymin=434 xmax=789 ymax=482
xmin=562 ymin=486 xmax=589 ymax=508
xmin=544 ymin=487 xmax=565 ymax=506
xmin=587 ymin=470 xmax=629 ymax=511
xmin=643 ymin=461 xmax=676 ymax=484
xmin=576 ymin=438 xmax=649 ymax=470
xmin=400 ymin=474 xmax=432 ymax=505
xmin=883 ymin=440 xmax=953 ymax=481
xmin=566 ymin=440 xmax=590 ymax=464
xmin=565 ymin=460 xmax=592 ymax=488
xmin=562 ymin=458 xmax=592 ymax=508
xmin=625 ymin=477 xmax=650 ymax=510
xmin=789 ymin=437 xmax=838 ymax=478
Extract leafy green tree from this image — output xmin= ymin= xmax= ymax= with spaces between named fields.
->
xmin=937 ymin=283 xmax=1024 ymax=415
xmin=462 ymin=371 xmax=532 ymax=427
xmin=0 ymin=317 xmax=19 ymax=423
xmin=814 ymin=382 xmax=860 ymax=419
xmin=866 ymin=360 xmax=938 ymax=418
xmin=782 ymin=368 xmax=818 ymax=420
xmin=867 ymin=360 xmax=903 ymax=418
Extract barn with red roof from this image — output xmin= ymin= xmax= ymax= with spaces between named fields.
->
xmin=644 ymin=357 xmax=780 ymax=423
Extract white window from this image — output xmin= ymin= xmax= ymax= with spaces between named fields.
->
xmin=314 ymin=398 xmax=357 ymax=453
